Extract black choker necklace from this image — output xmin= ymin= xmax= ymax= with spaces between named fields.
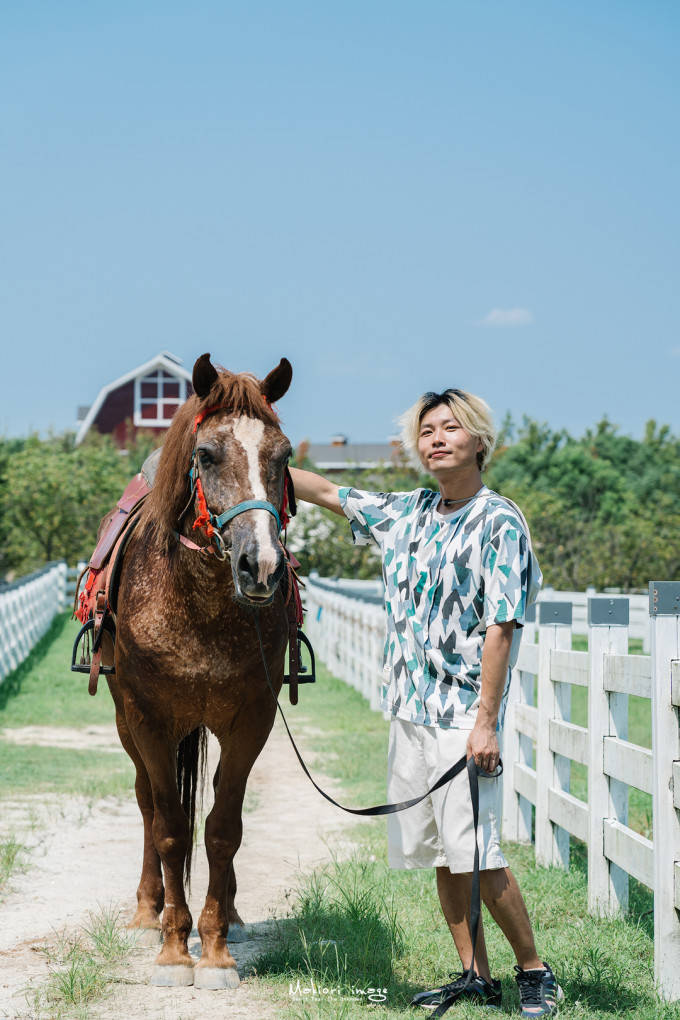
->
xmin=441 ymin=495 xmax=474 ymax=507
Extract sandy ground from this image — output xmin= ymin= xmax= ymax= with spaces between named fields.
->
xmin=0 ymin=717 xmax=357 ymax=1019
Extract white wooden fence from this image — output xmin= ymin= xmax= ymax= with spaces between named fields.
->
xmin=0 ymin=562 xmax=68 ymax=685
xmin=307 ymin=574 xmax=651 ymax=649
xmin=304 ymin=576 xmax=680 ymax=1001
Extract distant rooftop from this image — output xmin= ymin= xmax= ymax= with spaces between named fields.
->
xmin=303 ymin=438 xmax=407 ymax=470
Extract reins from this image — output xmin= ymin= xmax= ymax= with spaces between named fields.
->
xmin=250 ymin=608 xmax=501 ymax=1014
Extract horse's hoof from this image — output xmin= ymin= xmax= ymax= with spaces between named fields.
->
xmin=194 ymin=966 xmax=240 ymax=990
xmin=150 ymin=964 xmax=194 ymax=987
xmin=133 ymin=927 xmax=163 ymax=947
xmin=227 ymin=923 xmax=249 ymax=943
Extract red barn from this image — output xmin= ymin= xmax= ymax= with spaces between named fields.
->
xmin=75 ymin=351 xmax=193 ymax=447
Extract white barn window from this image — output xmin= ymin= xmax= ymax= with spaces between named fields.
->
xmin=133 ymin=370 xmax=187 ymax=428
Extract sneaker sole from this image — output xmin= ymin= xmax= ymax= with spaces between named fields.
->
xmin=417 ymin=1003 xmax=502 ymax=1012
xmin=519 ymin=985 xmax=564 ymax=1017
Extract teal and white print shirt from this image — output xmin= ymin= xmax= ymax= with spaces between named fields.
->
xmin=338 ymin=485 xmax=542 ymax=730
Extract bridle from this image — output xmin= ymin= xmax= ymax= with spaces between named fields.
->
xmin=176 ymin=402 xmax=291 ymax=560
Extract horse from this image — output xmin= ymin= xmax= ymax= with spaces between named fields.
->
xmin=107 ymin=353 xmax=294 ymax=989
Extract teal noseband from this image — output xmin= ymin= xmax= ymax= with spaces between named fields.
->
xmin=212 ymin=500 xmax=282 ymax=533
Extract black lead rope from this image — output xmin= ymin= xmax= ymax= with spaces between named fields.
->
xmin=251 ymin=611 xmax=501 ymax=1016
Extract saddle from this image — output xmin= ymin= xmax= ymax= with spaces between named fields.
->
xmin=72 ymin=470 xmax=152 ymax=694
xmin=71 ymin=449 xmax=312 ymax=703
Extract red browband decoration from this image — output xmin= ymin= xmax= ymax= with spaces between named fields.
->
xmin=193 ymin=396 xmax=279 ymax=435
xmin=263 ymin=395 xmax=281 ymax=421
xmin=193 ymin=404 xmax=227 ymax=433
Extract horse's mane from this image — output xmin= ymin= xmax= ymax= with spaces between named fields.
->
xmin=141 ymin=369 xmax=281 ymax=551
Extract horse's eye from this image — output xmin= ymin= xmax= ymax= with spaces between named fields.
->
xmin=198 ymin=447 xmax=214 ymax=467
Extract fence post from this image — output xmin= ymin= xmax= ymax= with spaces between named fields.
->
xmin=535 ymin=601 xmax=572 ymax=868
xmin=502 ymin=602 xmax=536 ymax=843
xmin=518 ymin=603 xmax=537 ymax=844
xmin=587 ymin=597 xmax=630 ymax=915
xmin=502 ymin=665 xmax=521 ymax=843
xmin=57 ymin=561 xmax=68 ymax=611
xmin=649 ymin=582 xmax=680 ymax=1000
xmin=369 ymin=609 xmax=382 ymax=712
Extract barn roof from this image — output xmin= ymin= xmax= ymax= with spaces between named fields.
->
xmin=75 ymin=352 xmax=192 ymax=446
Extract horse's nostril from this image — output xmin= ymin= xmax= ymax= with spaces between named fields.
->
xmin=272 ymin=557 xmax=285 ymax=585
xmin=237 ymin=552 xmax=256 ymax=581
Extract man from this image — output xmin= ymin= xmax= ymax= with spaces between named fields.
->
xmin=289 ymin=388 xmax=563 ymax=1017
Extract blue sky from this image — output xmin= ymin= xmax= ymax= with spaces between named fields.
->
xmin=1 ymin=1 xmax=678 ymax=446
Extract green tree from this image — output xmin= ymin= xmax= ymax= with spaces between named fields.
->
xmin=288 ymin=450 xmax=434 ymax=579
xmin=2 ymin=416 xmax=678 ymax=592
xmin=486 ymin=417 xmax=680 ymax=590
xmin=1 ymin=433 xmax=131 ymax=576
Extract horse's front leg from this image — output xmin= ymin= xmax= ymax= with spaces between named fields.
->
xmin=111 ymin=693 xmax=164 ymax=943
xmin=194 ymin=776 xmax=244 ymax=987
xmin=195 ymin=712 xmax=274 ymax=990
xmin=210 ymin=763 xmax=245 ymax=938
xmin=226 ymin=861 xmax=245 ymax=930
xmin=125 ymin=709 xmax=195 ymax=986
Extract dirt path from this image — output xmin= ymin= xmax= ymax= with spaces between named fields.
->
xmin=0 ymin=717 xmax=356 ymax=1019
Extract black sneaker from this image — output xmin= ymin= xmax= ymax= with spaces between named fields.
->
xmin=514 ymin=962 xmax=564 ymax=1016
xmin=411 ymin=970 xmax=502 ymax=1011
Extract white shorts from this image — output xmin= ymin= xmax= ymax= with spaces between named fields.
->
xmin=386 ymin=718 xmax=508 ymax=874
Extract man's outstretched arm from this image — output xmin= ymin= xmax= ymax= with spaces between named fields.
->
xmin=289 ymin=467 xmax=344 ymax=516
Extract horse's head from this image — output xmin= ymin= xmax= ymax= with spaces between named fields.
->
xmin=149 ymin=354 xmax=294 ymax=605
xmin=189 ymin=354 xmax=293 ymax=603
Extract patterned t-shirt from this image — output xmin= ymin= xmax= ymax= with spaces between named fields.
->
xmin=338 ymin=485 xmax=542 ymax=730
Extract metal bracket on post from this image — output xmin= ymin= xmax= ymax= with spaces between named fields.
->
xmin=649 ymin=581 xmax=680 ymax=616
xmin=538 ymin=601 xmax=572 ymax=626
xmin=588 ymin=598 xmax=629 ymax=627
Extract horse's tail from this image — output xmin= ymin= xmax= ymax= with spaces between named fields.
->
xmin=176 ymin=725 xmax=208 ymax=889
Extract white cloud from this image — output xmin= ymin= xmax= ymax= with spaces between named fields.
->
xmin=476 ymin=307 xmax=534 ymax=327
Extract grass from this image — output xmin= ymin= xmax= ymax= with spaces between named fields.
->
xmin=253 ymin=662 xmax=675 ymax=1019
xmin=0 ymin=741 xmax=134 ymax=799
xmin=0 ymin=833 xmax=26 ymax=895
xmin=0 ymin=611 xmax=136 ymax=801
xmin=0 ymin=612 xmax=117 ymax=728
xmin=1 ymin=611 xmax=670 ymax=1016
xmin=257 ymin=852 xmax=405 ymax=1003
xmin=26 ymin=907 xmax=134 ymax=1020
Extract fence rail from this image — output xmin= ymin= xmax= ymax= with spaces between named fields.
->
xmin=0 ymin=562 xmax=68 ymax=684
xmin=309 ymin=575 xmax=652 ymax=650
xmin=304 ymin=577 xmax=680 ymax=1002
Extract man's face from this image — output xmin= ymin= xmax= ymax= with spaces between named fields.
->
xmin=416 ymin=403 xmax=483 ymax=475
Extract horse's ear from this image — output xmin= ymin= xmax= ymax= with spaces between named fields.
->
xmin=261 ymin=358 xmax=292 ymax=404
xmin=193 ymin=353 xmax=218 ymax=399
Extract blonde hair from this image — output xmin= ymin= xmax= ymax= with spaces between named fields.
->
xmin=398 ymin=389 xmax=497 ymax=471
